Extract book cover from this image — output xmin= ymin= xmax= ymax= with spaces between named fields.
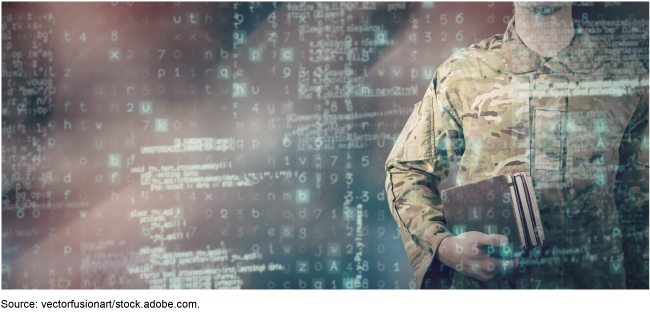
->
xmin=442 ymin=173 xmax=544 ymax=255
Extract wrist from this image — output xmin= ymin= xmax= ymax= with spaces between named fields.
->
xmin=436 ymin=236 xmax=453 ymax=267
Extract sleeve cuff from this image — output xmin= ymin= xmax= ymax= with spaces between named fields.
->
xmin=413 ymin=223 xmax=453 ymax=288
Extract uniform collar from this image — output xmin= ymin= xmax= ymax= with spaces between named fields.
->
xmin=501 ymin=15 xmax=599 ymax=74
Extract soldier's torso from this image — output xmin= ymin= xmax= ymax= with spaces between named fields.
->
xmin=445 ymin=70 xmax=642 ymax=288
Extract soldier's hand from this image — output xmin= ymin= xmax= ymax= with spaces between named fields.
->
xmin=436 ymin=231 xmax=519 ymax=281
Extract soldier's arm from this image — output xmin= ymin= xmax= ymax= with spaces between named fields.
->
xmin=615 ymin=86 xmax=649 ymax=289
xmin=384 ymin=71 xmax=465 ymax=288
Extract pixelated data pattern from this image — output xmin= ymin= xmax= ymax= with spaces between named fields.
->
xmin=2 ymin=2 xmax=648 ymax=289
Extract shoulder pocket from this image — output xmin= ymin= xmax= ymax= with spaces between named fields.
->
xmin=387 ymin=97 xmax=435 ymax=163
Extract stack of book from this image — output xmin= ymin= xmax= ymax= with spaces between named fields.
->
xmin=441 ymin=173 xmax=545 ymax=251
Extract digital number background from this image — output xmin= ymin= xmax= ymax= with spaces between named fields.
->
xmin=2 ymin=2 xmax=648 ymax=289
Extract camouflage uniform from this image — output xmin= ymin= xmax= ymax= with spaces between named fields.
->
xmin=385 ymin=17 xmax=649 ymax=289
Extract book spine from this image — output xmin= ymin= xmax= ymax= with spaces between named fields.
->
xmin=519 ymin=174 xmax=541 ymax=246
xmin=525 ymin=175 xmax=545 ymax=244
xmin=515 ymin=174 xmax=537 ymax=247
xmin=507 ymin=174 xmax=526 ymax=249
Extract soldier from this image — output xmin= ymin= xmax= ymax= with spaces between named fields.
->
xmin=385 ymin=2 xmax=648 ymax=289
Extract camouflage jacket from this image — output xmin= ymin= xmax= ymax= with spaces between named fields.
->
xmin=385 ymin=17 xmax=649 ymax=289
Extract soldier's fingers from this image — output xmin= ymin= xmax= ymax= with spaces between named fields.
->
xmin=478 ymin=233 xmax=509 ymax=247
xmin=472 ymin=271 xmax=492 ymax=282
xmin=481 ymin=272 xmax=498 ymax=281
xmin=480 ymin=259 xmax=502 ymax=273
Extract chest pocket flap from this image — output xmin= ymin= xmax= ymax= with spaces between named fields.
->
xmin=534 ymin=109 xmax=566 ymax=171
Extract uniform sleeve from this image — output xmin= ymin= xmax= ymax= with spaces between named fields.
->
xmin=615 ymin=85 xmax=649 ymax=289
xmin=385 ymin=70 xmax=465 ymax=289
